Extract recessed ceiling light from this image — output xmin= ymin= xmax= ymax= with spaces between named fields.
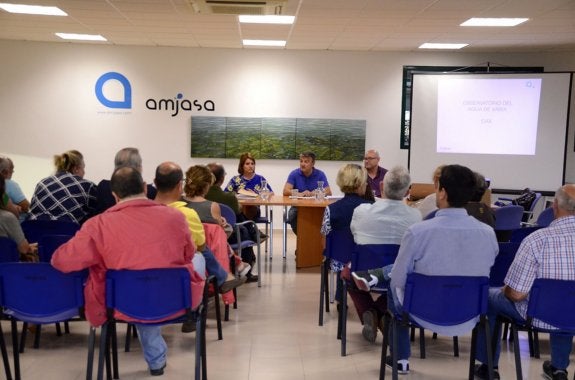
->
xmin=55 ymin=33 xmax=107 ymax=41
xmin=419 ymin=43 xmax=468 ymax=50
xmin=239 ymin=15 xmax=295 ymax=25
xmin=243 ymin=39 xmax=286 ymax=47
xmin=461 ymin=18 xmax=528 ymax=27
xmin=0 ymin=3 xmax=67 ymax=16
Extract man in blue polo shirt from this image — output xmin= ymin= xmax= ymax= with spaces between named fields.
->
xmin=282 ymin=152 xmax=332 ymax=234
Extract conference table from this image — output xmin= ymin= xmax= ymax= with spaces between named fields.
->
xmin=238 ymin=195 xmax=335 ymax=268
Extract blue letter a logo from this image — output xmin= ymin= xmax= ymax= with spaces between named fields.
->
xmin=95 ymin=72 xmax=132 ymax=109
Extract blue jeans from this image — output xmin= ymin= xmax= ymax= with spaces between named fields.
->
xmin=386 ymin=285 xmax=411 ymax=360
xmin=476 ymin=288 xmax=574 ymax=370
xmin=135 ymin=325 xmax=167 ymax=370
xmin=201 ymin=246 xmax=228 ymax=286
xmin=288 ymin=207 xmax=298 ymax=234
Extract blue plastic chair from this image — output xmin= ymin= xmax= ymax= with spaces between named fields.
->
xmin=318 ymin=229 xmax=355 ymax=328
xmin=38 ymin=234 xmax=73 ymax=263
xmin=0 ymin=237 xmax=20 ymax=262
xmin=489 ymin=242 xmax=521 ymax=288
xmin=88 ymin=268 xmax=206 ymax=380
xmin=423 ymin=209 xmax=438 ymax=220
xmin=219 ymin=203 xmax=262 ymax=287
xmin=494 ymin=205 xmax=524 ymax=242
xmin=338 ymin=243 xmax=399 ymax=356
xmin=381 ymin=274 xmax=493 ymax=380
xmin=497 ymin=278 xmax=575 ymax=380
xmin=535 ymin=206 xmax=554 ymax=227
xmin=20 ymin=220 xmax=79 ymax=243
xmin=0 ymin=262 xmax=87 ymax=380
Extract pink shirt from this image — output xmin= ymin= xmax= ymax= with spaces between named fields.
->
xmin=52 ymin=198 xmax=204 ymax=327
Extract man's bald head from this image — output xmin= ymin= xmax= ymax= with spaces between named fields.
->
xmin=154 ymin=162 xmax=183 ymax=192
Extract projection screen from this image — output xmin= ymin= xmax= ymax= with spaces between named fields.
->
xmin=408 ymin=72 xmax=572 ymax=193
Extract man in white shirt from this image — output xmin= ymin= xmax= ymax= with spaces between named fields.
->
xmin=348 ymin=166 xmax=421 ymax=342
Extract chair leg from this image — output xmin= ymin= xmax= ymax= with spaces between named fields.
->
xmin=33 ymin=325 xmax=41 ymax=349
xmin=64 ymin=321 xmax=70 ymax=334
xmin=11 ymin=320 xmax=20 ymax=380
xmin=86 ymin=326 xmax=97 ymax=380
xmin=18 ymin=323 xmax=27 ymax=354
xmin=511 ymin=324 xmax=523 ymax=380
xmin=56 ymin=322 xmax=62 ymax=336
xmin=340 ymin=280 xmax=348 ymax=357
xmin=392 ymin=320 xmax=399 ymax=380
xmin=0 ymin=322 xmax=12 ymax=380
xmin=419 ymin=328 xmax=426 ymax=359
xmin=124 ymin=324 xmax=133 ymax=352
xmin=319 ymin=261 xmax=328 ymax=326
xmin=96 ymin=323 xmax=108 ymax=380
xmin=110 ymin=321 xmax=119 ymax=379
xmin=533 ymin=331 xmax=540 ymax=358
xmin=214 ymin=290 xmax=223 ymax=341
xmin=453 ymin=336 xmax=459 ymax=357
xmin=380 ymin=314 xmax=391 ymax=380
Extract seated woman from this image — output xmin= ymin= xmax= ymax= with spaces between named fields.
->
xmin=320 ymin=163 xmax=373 ymax=309
xmin=184 ymin=165 xmax=258 ymax=283
xmin=225 ymin=152 xmax=273 ymax=223
xmin=0 ymin=176 xmax=37 ymax=261
xmin=29 ymin=150 xmax=97 ymax=224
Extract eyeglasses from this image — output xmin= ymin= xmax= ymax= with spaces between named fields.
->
xmin=363 ymin=157 xmax=378 ymax=161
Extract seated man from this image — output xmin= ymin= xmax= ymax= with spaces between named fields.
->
xmin=96 ymin=147 xmax=157 ymax=214
xmin=0 ymin=176 xmax=37 ymax=260
xmin=0 ymin=156 xmax=30 ymax=221
xmin=154 ymin=162 xmax=247 ymax=290
xmin=353 ymin=165 xmax=498 ymax=374
xmin=52 ymin=166 xmax=205 ymax=377
xmin=349 ymin=166 xmax=421 ymax=343
xmin=282 ymin=152 xmax=331 ymax=234
xmin=363 ymin=149 xmax=387 ymax=198
xmin=474 ymin=184 xmax=575 ymax=380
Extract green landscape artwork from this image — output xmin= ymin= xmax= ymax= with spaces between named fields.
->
xmin=191 ymin=116 xmax=365 ymax=160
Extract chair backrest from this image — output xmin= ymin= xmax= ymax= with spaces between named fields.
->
xmin=38 ymin=234 xmax=74 ymax=262
xmin=0 ymin=262 xmax=86 ymax=323
xmin=403 ymin=273 xmax=489 ymax=326
xmin=351 ymin=244 xmax=400 ymax=272
xmin=494 ymin=205 xmax=524 ymax=231
xmin=218 ymin=203 xmax=237 ymax=227
xmin=423 ymin=209 xmax=437 ymax=220
xmin=21 ymin=220 xmax=80 ymax=244
xmin=0 ymin=237 xmax=20 ymax=262
xmin=324 ymin=229 xmax=356 ymax=265
xmin=510 ymin=226 xmax=541 ymax=243
xmin=536 ymin=207 xmax=554 ymax=227
xmin=489 ymin=242 xmax=521 ymax=287
xmin=106 ymin=268 xmax=192 ymax=322
xmin=527 ymin=278 xmax=575 ymax=331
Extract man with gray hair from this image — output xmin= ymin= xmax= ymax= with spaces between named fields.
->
xmin=474 ymin=184 xmax=575 ymax=380
xmin=347 ymin=166 xmax=421 ymax=342
xmin=96 ymin=147 xmax=157 ymax=214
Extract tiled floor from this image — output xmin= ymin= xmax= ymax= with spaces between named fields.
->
xmin=1 ymin=231 xmax=565 ymax=379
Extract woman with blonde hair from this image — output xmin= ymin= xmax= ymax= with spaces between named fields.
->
xmin=29 ymin=150 xmax=97 ymax=224
xmin=320 ymin=163 xmax=374 ymax=309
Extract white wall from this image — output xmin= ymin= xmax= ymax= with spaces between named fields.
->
xmin=1 ymin=40 xmax=574 ymax=227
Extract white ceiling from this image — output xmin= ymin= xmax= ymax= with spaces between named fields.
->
xmin=1 ymin=0 xmax=575 ymax=53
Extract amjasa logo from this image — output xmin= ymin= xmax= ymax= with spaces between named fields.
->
xmin=95 ymin=72 xmax=132 ymax=109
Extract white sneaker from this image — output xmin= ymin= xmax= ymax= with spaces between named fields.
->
xmin=385 ymin=356 xmax=410 ymax=375
xmin=236 ymin=262 xmax=251 ymax=278
xmin=352 ymin=271 xmax=379 ymax=292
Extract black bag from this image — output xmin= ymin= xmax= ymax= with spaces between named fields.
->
xmin=512 ymin=188 xmax=536 ymax=211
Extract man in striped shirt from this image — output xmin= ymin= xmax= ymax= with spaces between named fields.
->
xmin=475 ymin=184 xmax=575 ymax=380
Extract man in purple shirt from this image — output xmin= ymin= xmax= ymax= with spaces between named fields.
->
xmin=363 ymin=149 xmax=387 ymax=198
xmin=282 ymin=152 xmax=332 ymax=234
